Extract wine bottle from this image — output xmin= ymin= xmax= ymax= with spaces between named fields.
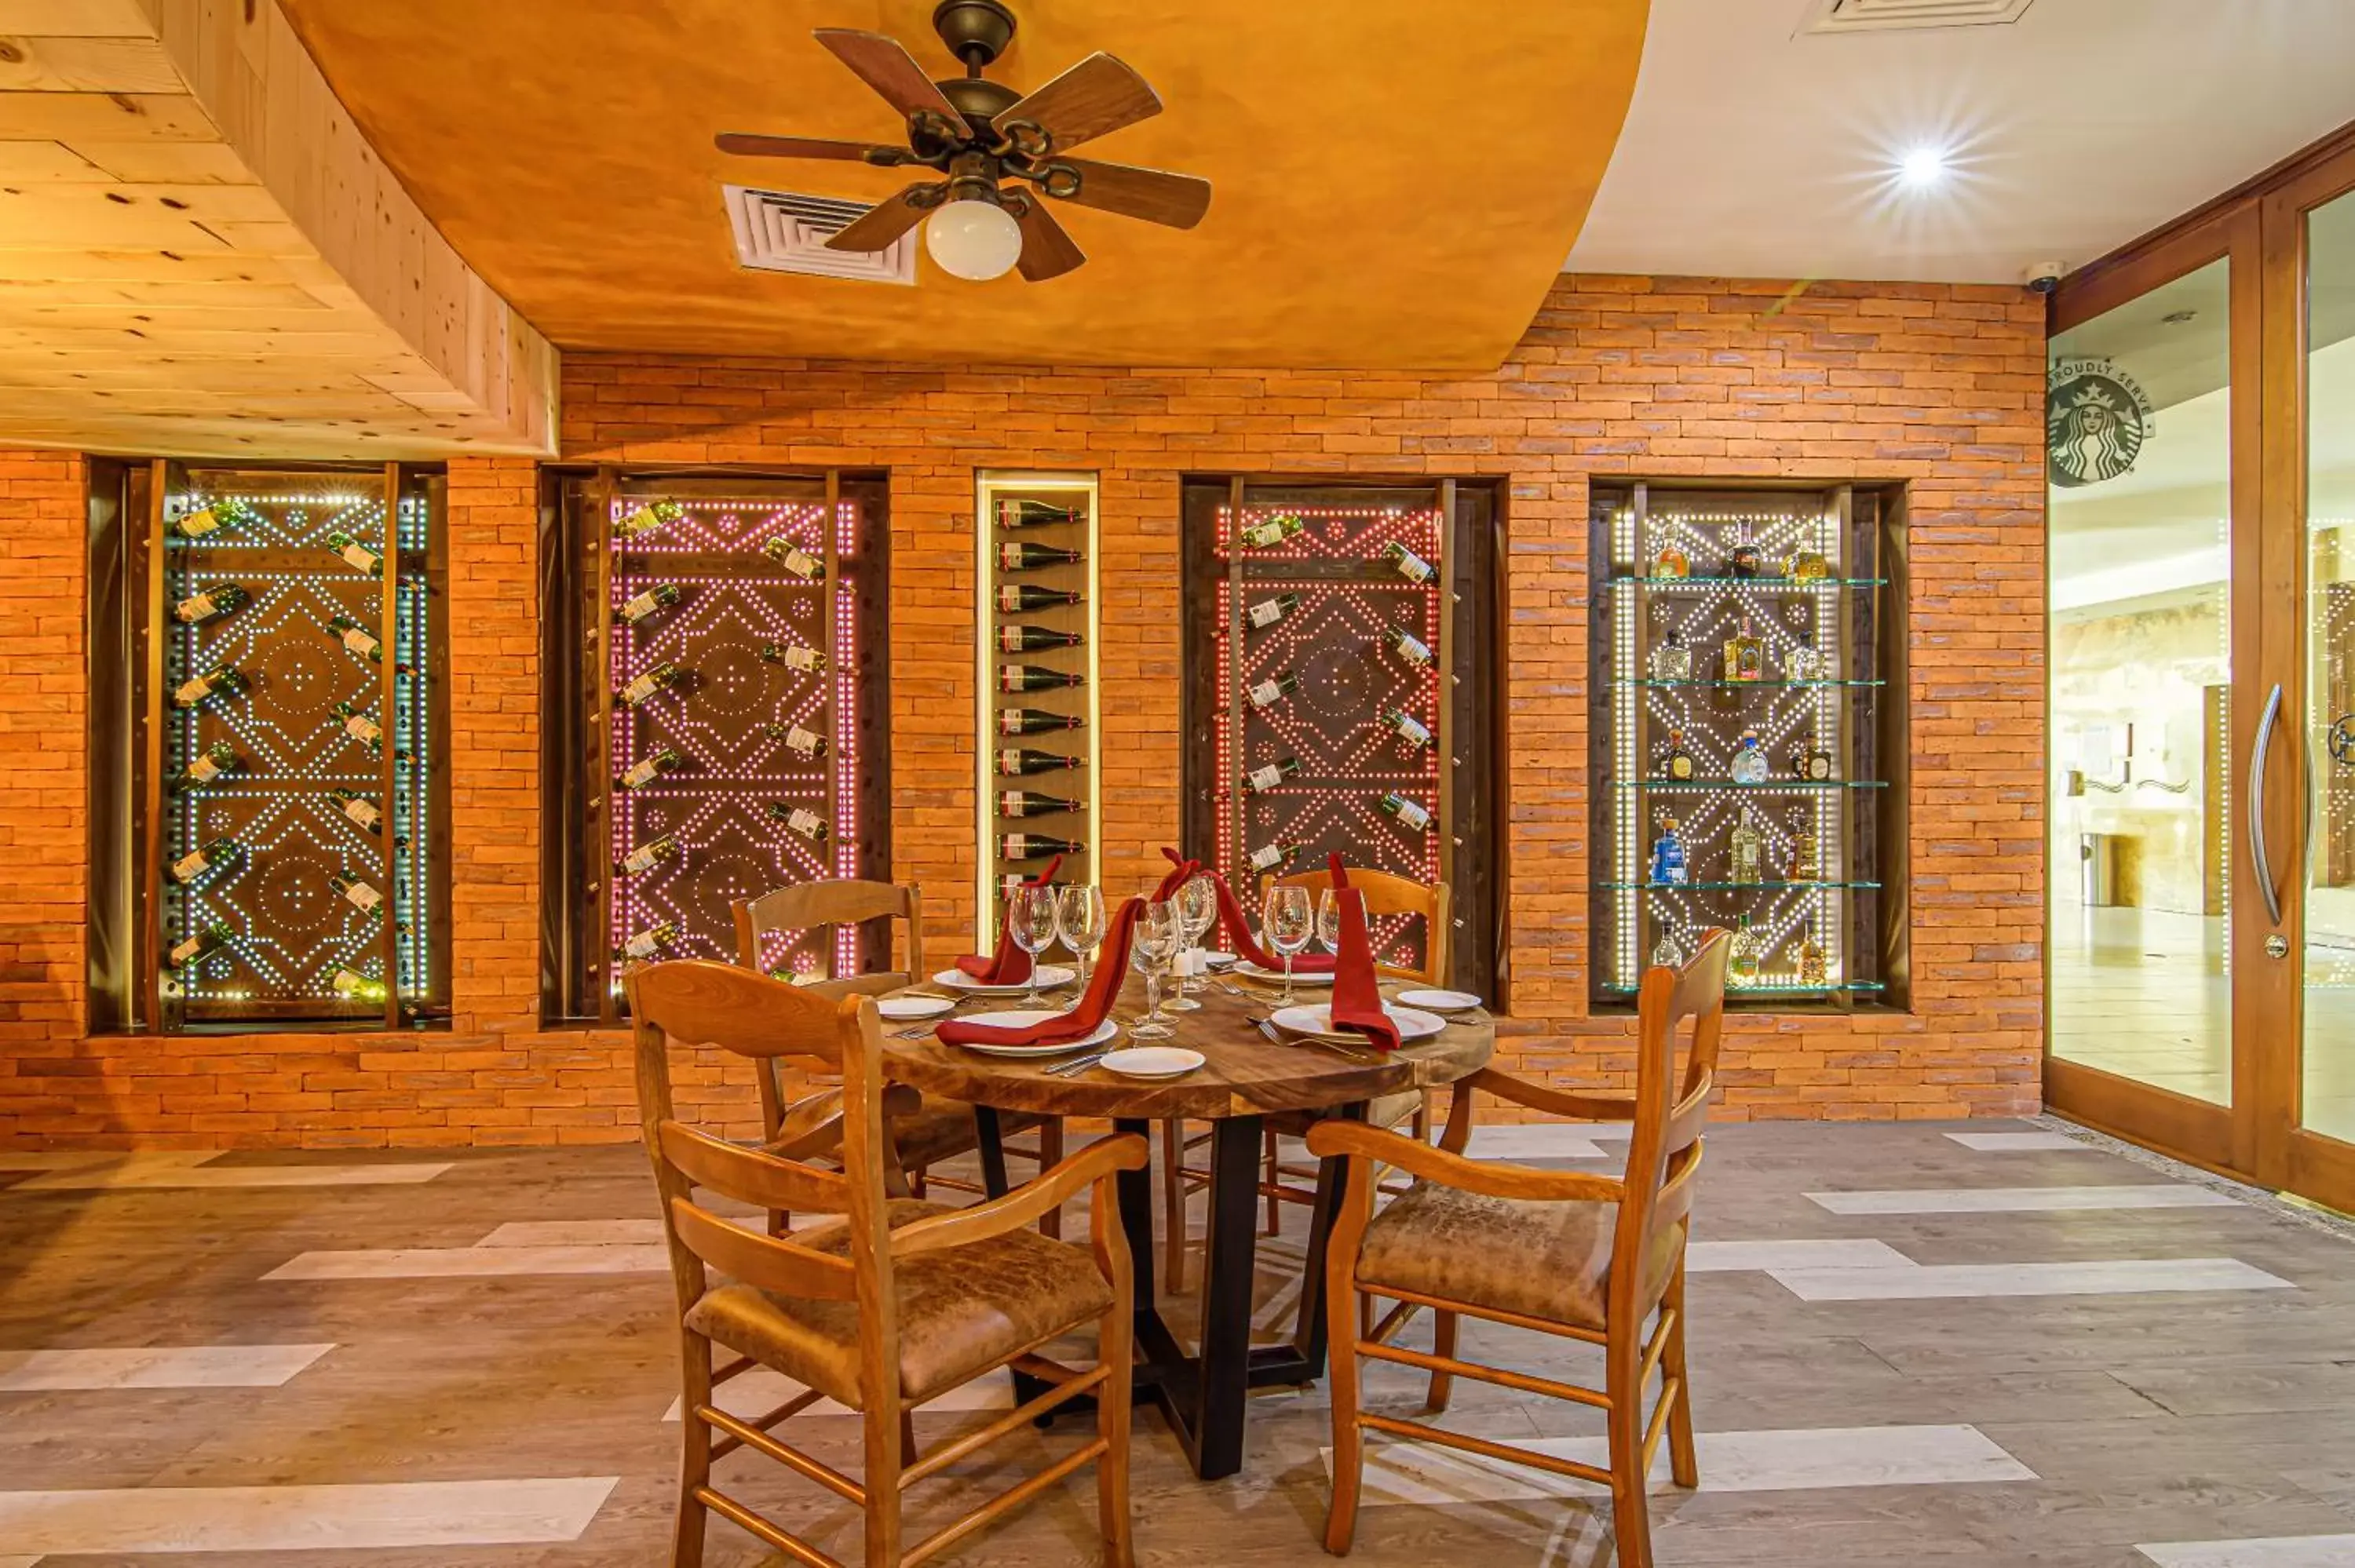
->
xmin=327 ymin=614 xmax=382 ymax=663
xmin=996 ymin=584 xmax=1081 ymax=613
xmin=1385 ymin=709 xmax=1434 ymax=749
xmin=999 ymin=663 xmax=1083 ymax=692
xmin=1379 ymin=791 xmax=1433 ymax=832
xmin=767 ymin=801 xmax=831 ymax=844
xmin=1389 ymin=628 xmax=1434 ymax=668
xmin=332 ymin=787 xmax=382 ymax=833
xmin=761 ymin=722 xmax=827 ymax=762
xmin=1384 ymin=542 xmax=1437 ymax=583
xmin=997 ymin=747 xmax=1082 ymax=776
xmin=1239 ymin=513 xmax=1304 ymax=549
xmin=619 ymin=746 xmax=683 ymax=789
xmin=615 ymin=834 xmax=680 ymax=877
xmin=1002 ymin=833 xmax=1083 ymax=860
xmin=330 ymin=871 xmax=384 ymax=913
xmin=169 ymin=836 xmax=236 ymax=884
xmin=615 ymin=582 xmax=681 ymax=625
xmin=172 ymin=665 xmax=246 ymax=709
xmin=1247 ymin=671 xmax=1298 ymax=709
xmin=999 ymin=542 xmax=1083 ymax=572
xmin=999 ymin=707 xmax=1081 ymax=735
xmin=762 ymin=536 xmax=825 ymax=579
xmin=1247 ymin=841 xmax=1305 ymax=873
xmin=1245 ymin=592 xmax=1301 ymax=631
xmin=615 ymin=921 xmax=678 ymax=961
xmin=172 ymin=583 xmax=247 ymax=625
xmin=331 ymin=965 xmax=389 ymax=1001
xmin=999 ymin=624 xmax=1082 ymax=652
xmin=167 ymin=921 xmax=232 ymax=971
xmin=615 ymin=499 xmax=681 ymax=538
xmin=998 ymin=498 xmax=1079 ymax=528
xmin=174 ymin=498 xmax=248 ymax=540
xmin=758 ymin=643 xmax=827 ymax=674
xmin=173 ymin=740 xmax=239 ymax=788
xmin=326 ymin=531 xmax=382 ymax=574
xmin=331 ymin=698 xmax=382 ymax=753
xmin=999 ymin=789 xmax=1082 ymax=819
xmin=618 ymin=661 xmax=686 ymax=708
xmin=1242 ymin=754 xmax=1301 ymax=793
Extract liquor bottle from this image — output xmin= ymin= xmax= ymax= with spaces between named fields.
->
xmin=1000 ymin=789 xmax=1083 ymax=819
xmin=1787 ymin=814 xmax=1818 ymax=881
xmin=172 ymin=582 xmax=248 ymax=625
xmin=762 ymin=536 xmax=825 ymax=579
xmin=330 ymin=871 xmax=384 ymax=913
xmin=1650 ymin=624 xmax=1692 ymax=681
xmin=172 ymin=664 xmax=246 ymax=709
xmin=999 ymin=663 xmax=1083 ymax=692
xmin=616 ymin=499 xmax=682 ymax=538
xmin=1723 ymin=618 xmax=1765 ymax=683
xmin=1378 ymin=791 xmax=1432 ymax=833
xmin=619 ymin=746 xmax=683 ymax=789
xmin=1729 ymin=808 xmax=1762 ymax=884
xmin=999 ymin=623 xmax=1083 ymax=652
xmin=1247 ymin=671 xmax=1298 ymax=709
xmin=327 ymin=614 xmax=382 ymax=663
xmin=758 ymin=642 xmax=827 ymax=674
xmin=1730 ymin=729 xmax=1769 ymax=785
xmin=1727 ymin=525 xmax=1762 ymax=581
xmin=997 ymin=584 xmax=1082 ymax=613
xmin=1652 ymin=930 xmax=1681 ymax=969
xmin=1663 ymin=728 xmax=1696 ymax=782
xmin=326 ymin=531 xmax=382 ymax=574
xmin=167 ymin=921 xmax=232 ymax=972
xmin=1650 ymin=538 xmax=1690 ymax=578
xmin=1384 ymin=542 xmax=1437 ymax=584
xmin=618 ymin=661 xmax=686 ymax=707
xmin=999 ymin=707 xmax=1081 ymax=735
xmin=997 ymin=746 xmax=1082 ymax=776
xmin=1389 ymin=627 xmax=1435 ymax=667
xmin=1795 ymin=934 xmax=1828 ymax=987
xmin=615 ymin=834 xmax=680 ymax=877
xmin=331 ymin=965 xmax=389 ymax=1001
xmin=1245 ymin=593 xmax=1302 ymax=632
xmin=331 ymin=787 xmax=383 ymax=833
xmin=1784 ymin=634 xmax=1824 ymax=684
xmin=1648 ymin=815 xmax=1688 ymax=885
xmin=1385 ymin=708 xmax=1435 ymax=749
xmin=768 ymin=801 xmax=831 ymax=844
xmin=1242 ymin=755 xmax=1302 ymax=793
xmin=1002 ymin=833 xmax=1083 ymax=860
xmin=1786 ymin=546 xmax=1831 ymax=583
xmin=1728 ymin=917 xmax=1762 ymax=986
xmin=761 ymin=722 xmax=827 ymax=762
xmin=999 ymin=542 xmax=1083 ymax=572
xmin=615 ymin=582 xmax=681 ymax=625
xmin=1239 ymin=512 xmax=1304 ymax=549
xmin=331 ymin=698 xmax=383 ymax=754
xmin=173 ymin=498 xmax=248 ymax=540
xmin=1247 ymin=841 xmax=1305 ymax=874
xmin=173 ymin=740 xmax=239 ymax=788
xmin=169 ymin=836 xmax=236 ymax=884
xmin=1791 ymin=743 xmax=1835 ymax=782
xmin=998 ymin=498 xmax=1079 ymax=528
xmin=615 ymin=921 xmax=677 ymax=961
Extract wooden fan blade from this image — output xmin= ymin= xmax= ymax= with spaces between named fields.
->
xmin=825 ymin=185 xmax=932 ymax=252
xmin=813 ymin=28 xmax=965 ymax=127
xmin=715 ymin=132 xmax=894 ymax=162
xmin=993 ymin=52 xmax=1160 ymax=155
xmin=1012 ymin=199 xmax=1086 ymax=282
xmin=1053 ymin=158 xmax=1211 ymax=230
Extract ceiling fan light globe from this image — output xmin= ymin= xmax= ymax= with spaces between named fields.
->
xmin=925 ymin=198 xmax=1024 ymax=281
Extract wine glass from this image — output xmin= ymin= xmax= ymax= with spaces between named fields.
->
xmin=1006 ymin=884 xmax=1059 ymax=1008
xmin=1168 ymin=874 xmax=1217 ymax=1012
xmin=1263 ymin=884 xmax=1314 ymax=1007
xmin=1127 ymin=901 xmax=1181 ymax=1040
xmin=1055 ymin=884 xmax=1108 ymax=1008
xmin=1316 ymin=888 xmax=1345 ymax=958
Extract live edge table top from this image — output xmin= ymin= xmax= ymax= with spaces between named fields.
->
xmin=875 ymin=972 xmax=1495 ymax=1121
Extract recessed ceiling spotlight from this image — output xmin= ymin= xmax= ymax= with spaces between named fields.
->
xmin=1897 ymin=146 xmax=1951 ymax=188
xmin=2161 ymin=308 xmax=2198 ymax=324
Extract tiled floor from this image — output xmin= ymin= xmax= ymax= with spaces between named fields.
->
xmin=5 ymin=1119 xmax=2355 ymax=1566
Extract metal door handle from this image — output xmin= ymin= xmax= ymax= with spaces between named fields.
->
xmin=2249 ymin=682 xmax=2284 ymax=928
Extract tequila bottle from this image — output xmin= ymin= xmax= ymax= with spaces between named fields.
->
xmin=1728 ymin=916 xmax=1762 ymax=987
xmin=1651 ymin=930 xmax=1681 ymax=969
xmin=1650 ymin=624 xmax=1692 ymax=681
xmin=1784 ymin=634 xmax=1824 ymax=683
xmin=1795 ymin=934 xmax=1829 ymax=987
xmin=1730 ymin=729 xmax=1769 ymax=784
xmin=1727 ymin=526 xmax=1763 ymax=580
xmin=1723 ymin=619 xmax=1765 ymax=683
xmin=1786 ymin=545 xmax=1831 ymax=583
xmin=1650 ymin=538 xmax=1690 ymax=578
xmin=1663 ymin=728 xmax=1696 ymax=782
xmin=1729 ymin=809 xmax=1762 ymax=883
xmin=1648 ymin=815 xmax=1688 ymax=885
xmin=1792 ymin=743 xmax=1834 ymax=782
xmin=1787 ymin=814 xmax=1819 ymax=881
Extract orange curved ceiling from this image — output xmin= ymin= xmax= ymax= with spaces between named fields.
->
xmin=277 ymin=0 xmax=1648 ymax=370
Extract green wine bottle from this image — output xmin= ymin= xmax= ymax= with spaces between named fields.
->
xmin=172 ymin=665 xmax=246 ymax=709
xmin=618 ymin=746 xmax=683 ymax=789
xmin=1239 ymin=513 xmax=1305 ymax=549
xmin=327 ymin=614 xmax=382 ymax=663
xmin=768 ymin=801 xmax=831 ymax=844
xmin=996 ymin=747 xmax=1082 ymax=776
xmin=1247 ymin=841 xmax=1306 ymax=873
xmin=758 ymin=643 xmax=827 ymax=674
xmin=331 ymin=787 xmax=382 ymax=833
xmin=999 ymin=664 xmax=1084 ymax=692
xmin=1242 ymin=755 xmax=1302 ymax=793
xmin=615 ymin=499 xmax=682 ymax=538
xmin=1378 ymin=791 xmax=1433 ymax=832
xmin=1244 ymin=592 xmax=1301 ymax=631
xmin=173 ymin=740 xmax=239 ymax=788
xmin=761 ymin=722 xmax=827 ymax=762
xmin=329 ymin=871 xmax=384 ymax=913
xmin=1001 ymin=833 xmax=1083 ymax=860
xmin=615 ymin=582 xmax=681 ymax=625
xmin=997 ymin=498 xmax=1081 ymax=528
xmin=167 ymin=921 xmax=232 ymax=971
xmin=996 ymin=584 xmax=1082 ymax=613
xmin=999 ymin=789 xmax=1083 ymax=818
xmin=1389 ymin=629 xmax=1435 ymax=667
xmin=998 ymin=623 xmax=1083 ymax=652
xmin=331 ymin=965 xmax=389 ymax=1001
xmin=998 ymin=542 xmax=1084 ymax=571
xmin=615 ymin=921 xmax=677 ymax=961
xmin=172 ymin=583 xmax=248 ymax=625
xmin=168 ymin=836 xmax=236 ymax=884
xmin=617 ymin=662 xmax=686 ymax=708
xmin=1384 ymin=708 xmax=1435 ymax=749
xmin=173 ymin=498 xmax=249 ymax=540
xmin=1247 ymin=671 xmax=1298 ymax=710
xmin=326 ymin=531 xmax=382 ymax=574
xmin=330 ymin=698 xmax=382 ymax=755
xmin=762 ymin=536 xmax=826 ymax=579
xmin=998 ymin=707 xmax=1081 ymax=735
xmin=1384 ymin=542 xmax=1436 ymax=584
xmin=615 ymin=834 xmax=680 ymax=877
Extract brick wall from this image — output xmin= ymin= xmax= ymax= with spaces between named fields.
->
xmin=0 ymin=273 xmax=2046 ymax=1147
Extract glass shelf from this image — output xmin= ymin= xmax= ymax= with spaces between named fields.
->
xmin=1599 ymin=979 xmax=1889 ymax=996
xmin=1615 ymin=779 xmax=1887 ymax=790
xmin=1619 ymin=677 xmax=1885 ymax=689
xmin=1604 ymin=575 xmax=1887 ymax=589
xmin=1601 ymin=879 xmax=1882 ymax=892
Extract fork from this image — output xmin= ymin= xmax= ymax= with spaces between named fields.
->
xmin=1043 ymin=1051 xmax=1112 ymax=1078
xmin=1256 ymin=1017 xmax=1377 ymax=1063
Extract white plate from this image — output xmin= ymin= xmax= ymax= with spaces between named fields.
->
xmin=946 ymin=1012 xmax=1118 ymax=1058
xmin=1395 ymin=988 xmax=1482 ymax=1012
xmin=1269 ymin=1004 xmax=1447 ymax=1043
xmin=1098 ymin=1046 xmax=1205 ymax=1079
xmin=1232 ymin=960 xmax=1334 ymax=986
xmin=876 ymin=995 xmax=955 ymax=1020
xmin=933 ymin=965 xmax=1076 ymax=995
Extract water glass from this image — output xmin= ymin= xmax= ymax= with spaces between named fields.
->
xmin=1169 ymin=874 xmax=1217 ymax=1011
xmin=1263 ymin=884 xmax=1314 ymax=1006
xmin=1055 ymin=884 xmax=1108 ymax=1007
xmin=1128 ymin=900 xmax=1181 ymax=1040
xmin=1006 ymin=884 xmax=1059 ymax=1008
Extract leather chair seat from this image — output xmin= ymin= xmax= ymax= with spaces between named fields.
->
xmin=767 ymin=1091 xmax=1046 ymax=1172
xmin=685 ymin=1198 xmax=1112 ymax=1409
xmin=1354 ymin=1181 xmax=1682 ymax=1332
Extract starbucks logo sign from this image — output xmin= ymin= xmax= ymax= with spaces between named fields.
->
xmin=2047 ymin=357 xmax=2154 ymax=489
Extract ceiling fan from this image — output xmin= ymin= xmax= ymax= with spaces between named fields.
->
xmin=716 ymin=0 xmax=1210 ymax=283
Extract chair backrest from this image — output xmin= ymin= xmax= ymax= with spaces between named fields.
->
xmin=1613 ymin=928 xmax=1730 ymax=1310
xmin=1264 ymin=866 xmax=1451 ymax=986
xmin=733 ymin=878 xmax=926 ymax=999
xmin=628 ymin=961 xmax=901 ymax=1379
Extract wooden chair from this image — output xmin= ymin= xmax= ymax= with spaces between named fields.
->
xmin=630 ymin=960 xmax=1146 ymax=1568
xmin=735 ymin=880 xmax=1062 ymax=1230
xmin=1305 ymin=930 xmax=1730 ymax=1568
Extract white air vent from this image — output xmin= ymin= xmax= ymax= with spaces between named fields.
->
xmin=722 ymin=184 xmax=916 ymax=286
xmin=1801 ymin=0 xmax=2035 ymax=33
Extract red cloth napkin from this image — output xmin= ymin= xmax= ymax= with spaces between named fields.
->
xmin=956 ymin=854 xmax=1064 ymax=983
xmin=1326 ymin=853 xmax=1400 ymax=1052
xmin=1208 ymin=870 xmax=1335 ymax=974
xmin=937 ymin=895 xmax=1141 ymax=1050
xmin=1155 ymin=848 xmax=1199 ymax=903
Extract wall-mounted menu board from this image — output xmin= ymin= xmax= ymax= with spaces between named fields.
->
xmin=1178 ymin=478 xmax=1499 ymax=997
xmin=542 ymin=470 xmax=889 ymax=1023
xmin=973 ymin=472 xmax=1098 ymax=944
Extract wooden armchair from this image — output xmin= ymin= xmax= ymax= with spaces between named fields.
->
xmin=1305 ymin=930 xmax=1729 ymax=1568
xmin=630 ymin=960 xmax=1146 ymax=1568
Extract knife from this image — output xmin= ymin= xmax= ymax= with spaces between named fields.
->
xmin=1043 ymin=1051 xmax=1111 ymax=1077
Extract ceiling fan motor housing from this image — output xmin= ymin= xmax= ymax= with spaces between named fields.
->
xmin=933 ymin=0 xmax=1016 ymax=69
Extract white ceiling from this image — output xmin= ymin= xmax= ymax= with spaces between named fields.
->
xmin=1569 ymin=0 xmax=2355 ymax=283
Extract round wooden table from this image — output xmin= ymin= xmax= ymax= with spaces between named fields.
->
xmin=879 ymin=971 xmax=1495 ymax=1481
